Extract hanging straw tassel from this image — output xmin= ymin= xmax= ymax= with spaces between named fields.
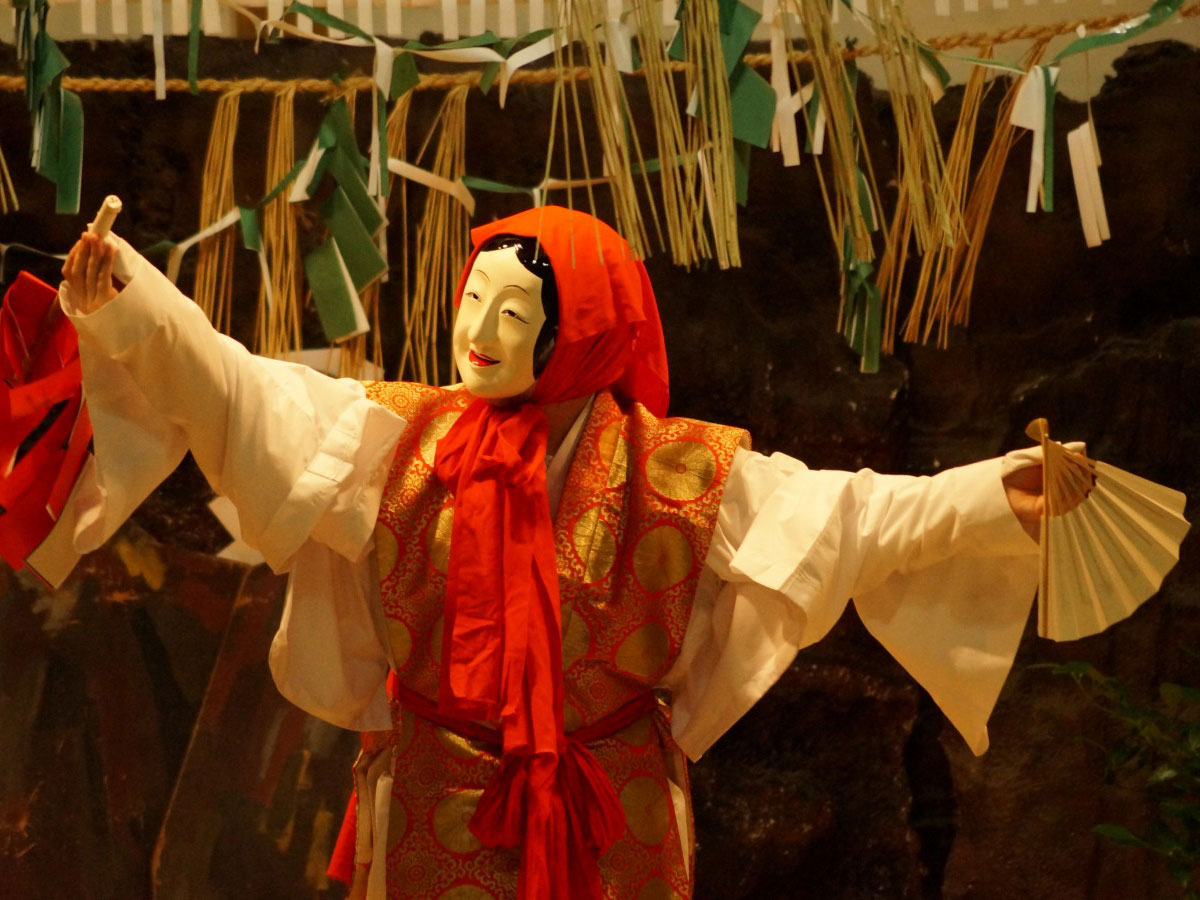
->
xmin=0 ymin=140 xmax=17 ymax=213
xmin=683 ymin=0 xmax=740 ymax=268
xmin=401 ymin=84 xmax=469 ymax=386
xmin=934 ymin=40 xmax=1050 ymax=337
xmin=866 ymin=0 xmax=960 ymax=256
xmin=379 ymin=90 xmax=413 ymax=381
xmin=257 ymin=84 xmax=303 ymax=359
xmin=194 ymin=89 xmax=242 ymax=334
xmin=879 ymin=46 xmax=990 ymax=353
xmin=793 ymin=0 xmax=877 ymax=270
xmin=567 ymin=0 xmax=654 ymax=259
xmin=630 ymin=0 xmax=710 ymax=268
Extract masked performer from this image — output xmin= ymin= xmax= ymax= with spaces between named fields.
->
xmin=60 ymin=207 xmax=1062 ymax=900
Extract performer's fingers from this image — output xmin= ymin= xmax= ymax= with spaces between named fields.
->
xmin=84 ymin=235 xmax=102 ymax=297
xmin=97 ymin=243 xmax=117 ymax=303
xmin=62 ymin=242 xmax=78 ymax=280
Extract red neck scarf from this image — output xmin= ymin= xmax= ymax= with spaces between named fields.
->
xmin=432 ymin=207 xmax=668 ymax=898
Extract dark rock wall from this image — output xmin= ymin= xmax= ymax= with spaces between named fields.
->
xmin=2 ymin=35 xmax=1199 ymax=899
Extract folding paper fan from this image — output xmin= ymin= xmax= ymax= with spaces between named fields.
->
xmin=1026 ymin=418 xmax=1191 ymax=641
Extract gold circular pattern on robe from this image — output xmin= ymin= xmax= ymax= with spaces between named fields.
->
xmin=615 ymin=623 xmax=672 ymax=680
xmin=637 ymin=878 xmax=686 ymax=900
xmin=619 ymin=776 xmax=671 ymax=846
xmin=433 ymin=790 xmax=484 ymax=854
xmin=564 ymin=702 xmax=584 ymax=733
xmin=430 ymin=616 xmax=444 ymax=664
xmin=615 ymin=716 xmax=653 ymax=747
xmin=374 ymin=522 xmax=400 ymax=578
xmin=571 ymin=506 xmax=618 ymax=584
xmin=631 ymin=526 xmax=693 ymax=595
xmin=597 ymin=419 xmax=631 ymax=487
xmin=439 ymin=887 xmax=496 ymax=900
xmin=426 ymin=506 xmax=455 ymax=574
xmin=388 ymin=619 xmax=413 ymax=670
xmin=436 ymin=725 xmax=485 ymax=761
xmin=419 ymin=411 xmax=459 ymax=468
xmin=645 ymin=441 xmax=717 ymax=502
xmin=386 ymin=795 xmax=409 ymax=851
xmin=560 ymin=604 xmax=592 ymax=670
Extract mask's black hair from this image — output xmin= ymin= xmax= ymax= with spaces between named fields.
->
xmin=475 ymin=234 xmax=559 ymax=375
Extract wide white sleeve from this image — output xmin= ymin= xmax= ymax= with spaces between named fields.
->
xmin=60 ymin=235 xmax=406 ymax=571
xmin=60 ymin=237 xmax=404 ymax=731
xmin=664 ymin=447 xmax=1040 ymax=761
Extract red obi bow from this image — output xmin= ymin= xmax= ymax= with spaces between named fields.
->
xmin=0 ymin=272 xmax=92 ymax=581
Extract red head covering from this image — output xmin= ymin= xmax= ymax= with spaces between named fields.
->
xmin=430 ymin=207 xmax=669 ymax=899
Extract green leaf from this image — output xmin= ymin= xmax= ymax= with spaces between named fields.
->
xmin=1148 ymin=765 xmax=1180 ymax=786
xmin=1094 ymin=824 xmax=1153 ymax=849
xmin=1041 ymin=65 xmax=1056 ymax=213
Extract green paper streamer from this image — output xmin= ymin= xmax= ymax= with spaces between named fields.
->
xmin=1053 ymin=0 xmax=1183 ymax=61
xmin=719 ymin=2 xmax=761 ymax=75
xmin=188 ymin=0 xmax=201 ymax=94
xmin=286 ymin=2 xmax=373 ymax=41
xmin=916 ymin=44 xmax=952 ymax=91
xmin=53 ymin=89 xmax=82 ymax=215
xmin=391 ymin=52 xmax=419 ymax=99
xmin=461 ymin=175 xmax=532 ymax=196
xmin=321 ymin=186 xmax=387 ymax=291
xmin=729 ymin=64 xmax=774 ymax=149
xmin=1041 ymin=65 xmax=1056 ymax=213
xmin=238 ymin=206 xmax=262 ymax=252
xmin=328 ymin=145 xmax=385 ymax=234
xmin=305 ymin=240 xmax=365 ymax=343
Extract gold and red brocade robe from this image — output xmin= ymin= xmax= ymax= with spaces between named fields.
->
xmin=361 ymin=383 xmax=748 ymax=900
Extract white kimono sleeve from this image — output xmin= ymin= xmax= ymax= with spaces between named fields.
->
xmin=665 ymin=448 xmax=1041 ymax=761
xmin=60 ymin=236 xmax=405 ymax=730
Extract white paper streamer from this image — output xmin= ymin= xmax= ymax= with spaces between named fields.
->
xmin=203 ymin=0 xmax=220 ymax=34
xmin=327 ymin=0 xmax=345 ymax=38
xmin=1009 ymin=65 xmax=1059 ymax=213
xmin=387 ymin=158 xmax=476 ymax=215
xmin=268 ymin=0 xmax=283 ymax=22
xmin=441 ymin=0 xmax=459 ymax=41
xmin=469 ymin=0 xmax=485 ymax=35
xmin=80 ymin=0 xmax=96 ymax=34
xmin=662 ymin=0 xmax=675 ymax=26
xmin=1067 ymin=120 xmax=1110 ymax=247
xmin=151 ymin=0 xmax=166 ymax=99
xmin=171 ymin=0 xmax=188 ymax=35
xmin=141 ymin=0 xmax=153 ymax=36
xmin=964 ymin=0 xmax=980 ymax=12
xmin=111 ymin=0 xmax=128 ymax=34
xmin=385 ymin=0 xmax=402 ymax=35
xmin=993 ymin=0 xmax=1010 ymax=8
xmin=498 ymin=0 xmax=517 ymax=36
xmin=605 ymin=21 xmax=635 ymax=74
xmin=357 ymin=0 xmax=373 ymax=33
xmin=935 ymin=0 xmax=950 ymax=15
xmin=166 ymin=207 xmax=240 ymax=283
xmin=764 ymin=0 xmax=800 ymax=167
xmin=289 ymin=139 xmax=328 ymax=202
xmin=530 ymin=0 xmax=545 ymax=31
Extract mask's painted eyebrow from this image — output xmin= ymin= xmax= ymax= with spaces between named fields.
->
xmin=503 ymin=284 xmax=531 ymax=296
xmin=468 ymin=266 xmax=492 ymax=284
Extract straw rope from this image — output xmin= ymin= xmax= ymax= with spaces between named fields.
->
xmin=0 ymin=3 xmax=1195 ymax=95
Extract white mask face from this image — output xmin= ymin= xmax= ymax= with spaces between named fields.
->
xmin=452 ymin=246 xmax=548 ymax=401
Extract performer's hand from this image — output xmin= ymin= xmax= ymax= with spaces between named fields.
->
xmin=62 ymin=231 xmax=119 ymax=314
xmin=1003 ymin=464 xmax=1044 ymax=541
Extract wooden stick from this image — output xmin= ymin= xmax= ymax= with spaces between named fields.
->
xmin=89 ymin=195 xmax=123 ymax=237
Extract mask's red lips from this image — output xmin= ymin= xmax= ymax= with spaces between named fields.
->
xmin=469 ymin=349 xmax=500 ymax=367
